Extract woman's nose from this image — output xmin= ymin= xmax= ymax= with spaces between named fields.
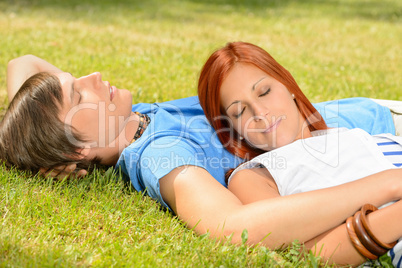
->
xmin=253 ymin=105 xmax=269 ymax=121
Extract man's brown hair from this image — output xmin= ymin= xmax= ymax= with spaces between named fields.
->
xmin=0 ymin=72 xmax=99 ymax=173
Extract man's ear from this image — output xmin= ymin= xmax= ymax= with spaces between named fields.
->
xmin=67 ymin=148 xmax=91 ymax=160
xmin=77 ymin=148 xmax=91 ymax=159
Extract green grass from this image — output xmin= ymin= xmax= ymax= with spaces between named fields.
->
xmin=1 ymin=0 xmax=402 ymax=266
xmin=0 ymin=165 xmax=313 ymax=267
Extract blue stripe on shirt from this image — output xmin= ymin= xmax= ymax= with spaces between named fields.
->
xmin=377 ymin=141 xmax=399 ymax=146
xmin=383 ymin=151 xmax=402 ymax=156
xmin=375 ymin=138 xmax=402 ymax=168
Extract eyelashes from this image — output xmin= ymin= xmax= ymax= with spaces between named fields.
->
xmin=234 ymin=107 xmax=245 ymax=119
xmin=259 ymin=88 xmax=270 ymax=97
xmin=233 ymin=88 xmax=271 ymax=118
xmin=73 ymin=84 xmax=82 ymax=103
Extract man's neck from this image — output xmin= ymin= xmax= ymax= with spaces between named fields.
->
xmin=98 ymin=112 xmax=140 ymax=166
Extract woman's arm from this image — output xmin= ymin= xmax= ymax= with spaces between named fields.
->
xmin=228 ymin=167 xmax=402 ymax=265
xmin=228 ymin=167 xmax=280 ymax=204
xmin=307 ymin=200 xmax=402 ymax=266
xmin=7 ymin=55 xmax=63 ymax=102
xmin=160 ymin=166 xmax=402 ymax=248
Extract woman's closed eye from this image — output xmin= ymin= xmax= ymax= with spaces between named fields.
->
xmin=258 ymin=88 xmax=271 ymax=97
xmin=234 ymin=106 xmax=245 ymax=119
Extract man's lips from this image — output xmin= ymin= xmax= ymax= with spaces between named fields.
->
xmin=107 ymin=82 xmax=116 ymax=101
xmin=264 ymin=118 xmax=282 ymax=133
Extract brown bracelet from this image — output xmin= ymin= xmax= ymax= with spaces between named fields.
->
xmin=346 ymin=216 xmax=378 ymax=260
xmin=353 ymin=211 xmax=388 ymax=256
xmin=360 ymin=204 xmax=397 ymax=250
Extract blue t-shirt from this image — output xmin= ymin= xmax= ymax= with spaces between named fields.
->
xmin=116 ymin=96 xmax=243 ymax=209
xmin=313 ymin=97 xmax=395 ymax=135
xmin=116 ymin=96 xmax=394 ymax=210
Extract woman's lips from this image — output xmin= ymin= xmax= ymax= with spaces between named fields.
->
xmin=264 ymin=118 xmax=282 ymax=133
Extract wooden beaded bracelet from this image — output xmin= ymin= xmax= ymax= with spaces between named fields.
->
xmin=346 ymin=204 xmax=398 ymax=260
xmin=353 ymin=211 xmax=387 ymax=256
xmin=346 ymin=216 xmax=378 ymax=260
xmin=360 ymin=204 xmax=397 ymax=250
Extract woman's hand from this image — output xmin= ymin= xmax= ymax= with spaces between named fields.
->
xmin=39 ymin=164 xmax=88 ymax=180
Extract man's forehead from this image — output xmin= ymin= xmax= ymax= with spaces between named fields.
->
xmin=56 ymin=72 xmax=72 ymax=86
xmin=57 ymin=72 xmax=73 ymax=121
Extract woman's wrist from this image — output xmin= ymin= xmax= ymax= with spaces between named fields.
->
xmin=383 ymin=169 xmax=402 ymax=202
xmin=366 ymin=200 xmax=402 ymax=244
xmin=363 ymin=169 xmax=402 ymax=206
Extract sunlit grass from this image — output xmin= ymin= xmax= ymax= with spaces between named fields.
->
xmin=1 ymin=0 xmax=401 ymax=266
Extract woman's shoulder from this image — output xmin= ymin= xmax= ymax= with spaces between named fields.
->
xmin=229 ymin=167 xmax=277 ymax=192
xmin=228 ymin=162 xmax=272 ymax=183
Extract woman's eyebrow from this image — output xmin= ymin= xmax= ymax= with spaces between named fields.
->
xmin=226 ymin=100 xmax=240 ymax=112
xmin=252 ymin=77 xmax=266 ymax=91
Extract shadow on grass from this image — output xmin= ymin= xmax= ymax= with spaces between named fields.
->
xmin=3 ymin=0 xmax=402 ymax=23
xmin=186 ymin=0 xmax=402 ymax=22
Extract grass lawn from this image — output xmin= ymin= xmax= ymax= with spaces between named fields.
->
xmin=1 ymin=0 xmax=401 ymax=266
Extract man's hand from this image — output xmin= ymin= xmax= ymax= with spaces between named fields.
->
xmin=39 ymin=163 xmax=88 ymax=180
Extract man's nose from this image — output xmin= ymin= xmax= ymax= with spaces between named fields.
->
xmin=87 ymin=72 xmax=102 ymax=81
xmin=77 ymin=72 xmax=102 ymax=88
xmin=79 ymin=72 xmax=101 ymax=81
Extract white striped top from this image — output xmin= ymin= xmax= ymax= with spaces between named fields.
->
xmin=374 ymin=136 xmax=402 ymax=167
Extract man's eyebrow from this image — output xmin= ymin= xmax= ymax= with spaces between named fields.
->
xmin=225 ymin=76 xmax=267 ymax=111
xmin=68 ymin=73 xmax=75 ymax=103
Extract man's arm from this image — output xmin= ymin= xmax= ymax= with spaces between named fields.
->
xmin=160 ymin=166 xmax=402 ymax=264
xmin=7 ymin=55 xmax=63 ymax=102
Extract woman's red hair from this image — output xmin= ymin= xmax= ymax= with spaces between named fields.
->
xmin=198 ymin=41 xmax=327 ymax=161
